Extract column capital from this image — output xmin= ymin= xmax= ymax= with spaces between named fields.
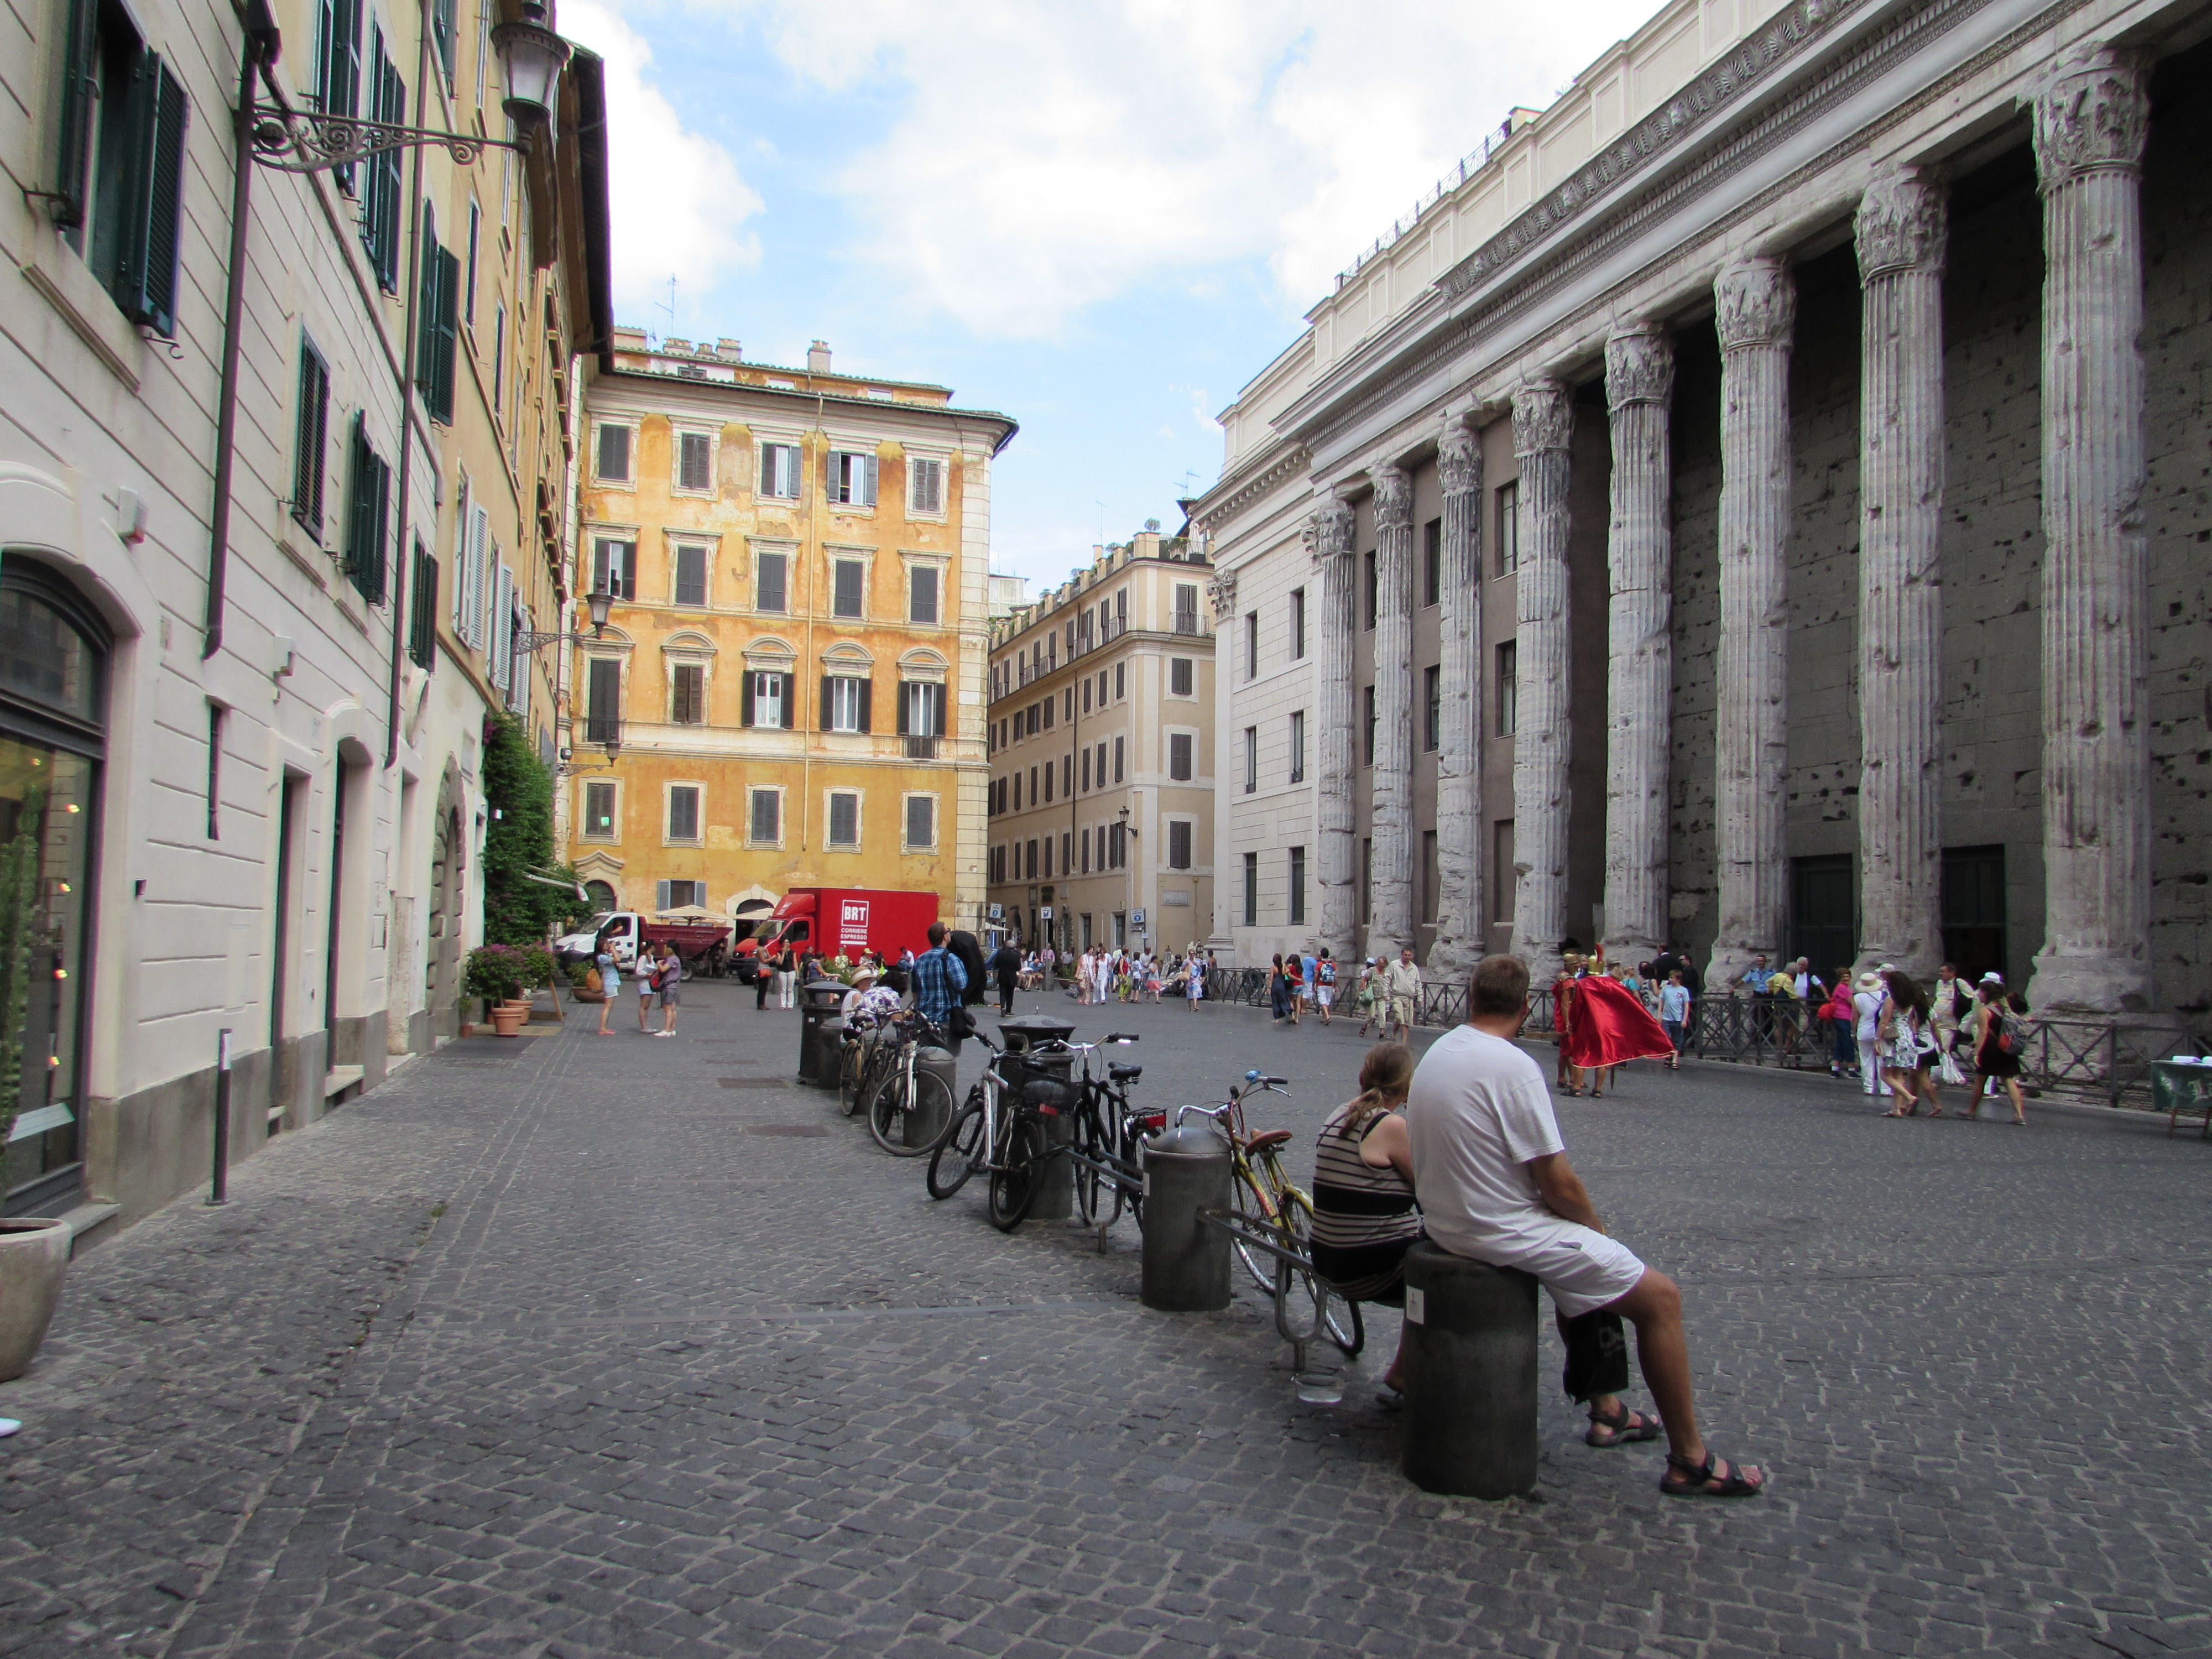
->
xmin=1307 ymin=498 xmax=1355 ymax=566
xmin=1511 ymin=377 xmax=1572 ymax=457
xmin=1206 ymin=568 xmax=1238 ymax=615
xmin=1855 ymin=167 xmax=1947 ymax=283
xmin=1371 ymin=463 xmax=1413 ymax=530
xmin=1715 ymin=256 xmax=1796 ymax=352
xmin=2031 ymin=44 xmax=2151 ymax=192
xmin=1438 ymin=420 xmax=1483 ymax=494
xmin=1604 ymin=323 xmax=1674 ymax=410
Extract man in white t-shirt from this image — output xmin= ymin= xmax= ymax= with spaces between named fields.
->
xmin=1406 ymin=954 xmax=1765 ymax=1499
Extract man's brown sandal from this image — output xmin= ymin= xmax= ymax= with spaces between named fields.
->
xmin=1660 ymin=1451 xmax=1765 ymax=1498
xmin=1586 ymin=1404 xmax=1662 ymax=1447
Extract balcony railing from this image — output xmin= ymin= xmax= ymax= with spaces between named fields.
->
xmin=903 ymin=735 xmax=939 ymax=760
xmin=1173 ymin=611 xmax=1200 ymax=635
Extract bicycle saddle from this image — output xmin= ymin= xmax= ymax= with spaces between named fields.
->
xmin=1109 ymin=1062 xmax=1143 ymax=1082
xmin=1246 ymin=1129 xmax=1295 ymax=1152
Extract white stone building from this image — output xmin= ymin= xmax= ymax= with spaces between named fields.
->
xmin=1199 ymin=0 xmax=2211 ymax=1022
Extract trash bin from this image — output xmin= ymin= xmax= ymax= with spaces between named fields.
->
xmin=997 ymin=1014 xmax=1076 ymax=1052
xmin=797 ymin=981 xmax=846 ymax=1086
xmin=806 ymin=1016 xmax=849 ymax=1091
xmin=1139 ymin=1121 xmax=1232 ymax=1312
xmin=1399 ymin=1241 xmax=1540 ymax=1499
xmin=907 ymin=1046 xmax=958 ymax=1149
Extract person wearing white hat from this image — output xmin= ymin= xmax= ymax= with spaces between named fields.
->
xmin=1853 ymin=971 xmax=1886 ymax=1096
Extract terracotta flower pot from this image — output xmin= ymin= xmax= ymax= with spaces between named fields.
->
xmin=491 ymin=1006 xmax=526 ymax=1037
xmin=0 ymin=1217 xmax=71 ymax=1382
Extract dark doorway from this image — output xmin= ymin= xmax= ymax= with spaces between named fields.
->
xmin=1791 ymin=854 xmax=1856 ymax=978
xmin=324 ymin=763 xmax=351 ymax=1042
xmin=270 ymin=775 xmax=302 ymax=1061
xmin=1942 ymin=845 xmax=2007 ymax=984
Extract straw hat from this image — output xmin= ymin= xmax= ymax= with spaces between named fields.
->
xmin=849 ymin=965 xmax=881 ymax=988
xmin=1856 ymin=971 xmax=1882 ymax=992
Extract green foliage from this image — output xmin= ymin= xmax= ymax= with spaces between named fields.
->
xmin=479 ymin=712 xmax=564 ymax=946
xmin=0 ymin=786 xmax=44 ymax=1147
xmin=463 ymin=943 xmax=540 ymax=1001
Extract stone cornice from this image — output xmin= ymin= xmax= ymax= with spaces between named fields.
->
xmin=1280 ymin=0 xmax=2056 ymax=455
xmin=1192 ymin=442 xmax=1312 ymax=535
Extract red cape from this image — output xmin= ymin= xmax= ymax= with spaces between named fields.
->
xmin=1560 ymin=974 xmax=1677 ymax=1068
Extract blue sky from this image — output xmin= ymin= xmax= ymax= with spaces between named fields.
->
xmin=560 ymin=0 xmax=1660 ymax=589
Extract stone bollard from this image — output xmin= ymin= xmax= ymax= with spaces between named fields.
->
xmin=907 ymin=1047 xmax=958 ymax=1149
xmin=796 ymin=982 xmax=844 ymax=1085
xmin=1399 ymin=1241 xmax=1541 ymax=1499
xmin=1015 ymin=1053 xmax=1078 ymax=1220
xmin=1139 ymin=1123 xmax=1232 ymax=1312
xmin=805 ymin=1015 xmax=848 ymax=1091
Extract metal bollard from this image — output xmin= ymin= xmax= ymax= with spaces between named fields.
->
xmin=907 ymin=1047 xmax=957 ymax=1149
xmin=1139 ymin=1123 xmax=1232 ymax=1312
xmin=1015 ymin=1052 xmax=1078 ymax=1220
xmin=1399 ymin=1241 xmax=1541 ymax=1499
xmin=806 ymin=1016 xmax=849 ymax=1089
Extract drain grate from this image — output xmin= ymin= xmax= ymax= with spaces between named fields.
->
xmin=742 ymin=1124 xmax=830 ymax=1138
xmin=719 ymin=1077 xmax=786 ymax=1089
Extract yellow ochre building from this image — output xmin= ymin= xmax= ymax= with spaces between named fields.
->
xmin=564 ymin=332 xmax=1015 ymax=934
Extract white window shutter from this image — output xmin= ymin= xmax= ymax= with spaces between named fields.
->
xmin=656 ymin=879 xmax=670 ymax=911
xmin=452 ymin=481 xmax=472 ymax=627
xmin=862 ymin=455 xmax=878 ymax=507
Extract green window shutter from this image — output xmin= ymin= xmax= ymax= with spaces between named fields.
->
xmin=369 ymin=54 xmax=405 ymax=288
xmin=409 ymin=549 xmax=438 ymax=669
xmin=857 ymin=677 xmax=871 ymax=734
xmin=291 ymin=342 xmax=330 ymax=538
xmin=116 ymin=55 xmax=189 ymax=337
xmin=431 ymin=247 xmax=460 ymax=421
xmin=432 ymin=0 xmax=457 ymax=81
xmin=51 ymin=0 xmax=99 ymax=229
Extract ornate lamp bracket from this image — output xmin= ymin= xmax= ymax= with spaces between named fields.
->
xmin=248 ymin=104 xmax=525 ymax=173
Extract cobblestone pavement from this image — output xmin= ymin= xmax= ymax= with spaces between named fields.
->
xmin=3 ymin=982 xmax=2208 ymax=1659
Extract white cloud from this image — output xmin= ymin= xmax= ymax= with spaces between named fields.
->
xmin=560 ymin=1 xmax=763 ymax=314
xmin=698 ymin=0 xmax=1656 ymax=338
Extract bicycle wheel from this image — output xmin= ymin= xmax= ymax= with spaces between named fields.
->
xmin=1276 ymin=1189 xmax=1364 ymax=1357
xmin=854 ymin=1041 xmax=895 ymax=1123
xmin=838 ymin=1036 xmax=870 ymax=1116
xmin=988 ymin=1116 xmax=1047 ymax=1232
xmin=1071 ymin=1102 xmax=1107 ymax=1226
xmin=1272 ymin=1250 xmax=1329 ymax=1345
xmin=1227 ymin=1165 xmax=1278 ymax=1295
xmin=927 ymin=1096 xmax=986 ymax=1199
xmin=874 ymin=1066 xmax=952 ymax=1159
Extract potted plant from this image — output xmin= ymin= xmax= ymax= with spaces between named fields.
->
xmin=0 ymin=787 xmax=70 ymax=1380
xmin=464 ymin=945 xmax=532 ymax=1035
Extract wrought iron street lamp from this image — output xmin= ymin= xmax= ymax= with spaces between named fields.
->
xmin=514 ymin=587 xmax=612 ymax=655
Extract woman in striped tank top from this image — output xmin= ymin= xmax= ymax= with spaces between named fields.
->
xmin=1311 ymin=1044 xmax=1423 ymax=1405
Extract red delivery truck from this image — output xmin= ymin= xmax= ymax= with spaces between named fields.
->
xmin=738 ymin=888 xmax=941 ymax=971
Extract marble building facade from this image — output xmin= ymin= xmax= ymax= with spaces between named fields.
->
xmin=1198 ymin=0 xmax=2211 ymax=1020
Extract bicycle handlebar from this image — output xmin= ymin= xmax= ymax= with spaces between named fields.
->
xmin=1104 ymin=1032 xmax=1140 ymax=1044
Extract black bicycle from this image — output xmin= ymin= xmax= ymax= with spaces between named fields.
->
xmin=850 ymin=1010 xmax=954 ymax=1157
xmin=927 ymin=1029 xmax=1080 ymax=1231
xmin=1059 ymin=1035 xmax=1153 ymax=1233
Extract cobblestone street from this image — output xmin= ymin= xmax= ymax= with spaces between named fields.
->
xmin=2 ymin=982 xmax=2207 ymax=1659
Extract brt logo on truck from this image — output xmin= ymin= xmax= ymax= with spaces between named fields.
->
xmin=839 ymin=900 xmax=870 ymax=947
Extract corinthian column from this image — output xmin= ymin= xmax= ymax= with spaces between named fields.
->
xmin=1602 ymin=324 xmax=1674 ymax=964
xmin=1708 ymin=257 xmax=1795 ymax=994
xmin=1312 ymin=499 xmax=1359 ymax=962
xmin=1855 ymin=167 xmax=1948 ymax=980
xmin=1368 ymin=463 xmax=1417 ymax=958
xmin=1510 ymin=378 xmax=1573 ymax=986
xmin=2028 ymin=45 xmax=2153 ymax=1017
xmin=1428 ymin=420 xmax=1485 ymax=976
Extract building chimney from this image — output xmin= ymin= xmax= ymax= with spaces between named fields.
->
xmin=714 ymin=337 xmax=744 ymax=362
xmin=807 ymin=340 xmax=832 ymax=373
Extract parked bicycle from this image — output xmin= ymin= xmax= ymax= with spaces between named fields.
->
xmin=1060 ymin=1035 xmax=1156 ymax=1234
xmin=1180 ymin=1070 xmax=1362 ymax=1356
xmin=846 ymin=1010 xmax=955 ymax=1157
xmin=926 ymin=1029 xmax=1102 ymax=1232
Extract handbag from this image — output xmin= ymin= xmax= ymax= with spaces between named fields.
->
xmin=1937 ymin=1045 xmax=1965 ymax=1086
xmin=1561 ymin=1310 xmax=1631 ymax=1402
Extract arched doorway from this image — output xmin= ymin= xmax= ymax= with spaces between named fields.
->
xmin=425 ymin=782 xmax=465 ymax=1040
xmin=0 ymin=560 xmax=109 ymax=1215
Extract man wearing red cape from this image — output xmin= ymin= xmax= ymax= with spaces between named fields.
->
xmin=1558 ymin=948 xmax=1677 ymax=1094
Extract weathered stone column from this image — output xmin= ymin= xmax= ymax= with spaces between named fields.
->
xmin=1312 ymin=500 xmax=1360 ymax=963
xmin=1428 ymin=420 xmax=1485 ymax=976
xmin=1601 ymin=324 xmax=1674 ymax=965
xmin=1368 ymin=463 xmax=1417 ymax=958
xmin=1707 ymin=257 xmax=1795 ymax=994
xmin=1855 ymin=167 xmax=1948 ymax=980
xmin=2028 ymin=45 xmax=2153 ymax=1017
xmin=1510 ymin=379 xmax=1572 ymax=987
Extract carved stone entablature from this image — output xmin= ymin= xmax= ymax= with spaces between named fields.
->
xmin=1371 ymin=464 xmax=1413 ymax=529
xmin=1715 ymin=257 xmax=1797 ymax=352
xmin=1309 ymin=499 xmax=1355 ymax=568
xmin=1194 ymin=445 xmax=1312 ymax=535
xmin=1855 ymin=168 xmax=1948 ymax=282
xmin=1206 ymin=569 xmax=1238 ymax=615
xmin=1604 ymin=324 xmax=1675 ymax=410
xmin=1437 ymin=0 xmax=1859 ymax=302
xmin=2031 ymin=43 xmax=2151 ymax=192
xmin=1511 ymin=378 xmax=1573 ymax=457
xmin=1438 ymin=421 xmax=1483 ymax=495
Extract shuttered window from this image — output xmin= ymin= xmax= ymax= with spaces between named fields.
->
xmin=670 ymin=662 xmax=704 ymax=724
xmin=408 ymin=547 xmax=437 ymax=669
xmin=909 ymin=565 xmax=939 ymax=624
xmin=1169 ymin=732 xmax=1193 ymax=781
xmin=827 ymin=792 xmax=860 ymax=848
xmin=1169 ymin=657 xmax=1193 ymax=696
xmin=596 ymin=424 xmax=631 ymax=481
xmin=63 ymin=6 xmax=189 ymax=337
xmin=51 ymin=0 xmax=100 ymax=232
xmin=1113 ymin=735 xmax=1124 ymax=783
xmin=832 ymin=559 xmax=865 ymax=618
xmin=741 ymin=671 xmax=791 ymax=729
xmin=315 ymin=0 xmax=363 ymax=190
xmin=582 ymin=781 xmax=616 ymax=839
xmin=677 ymin=432 xmax=713 ymax=491
xmin=291 ymin=339 xmax=330 ymax=538
xmin=343 ymin=417 xmax=390 ymax=605
xmin=822 ymin=675 xmax=869 ymax=733
xmin=749 ymin=789 xmax=781 ymax=844
xmin=827 ymin=450 xmax=877 ymax=506
xmin=754 ymin=551 xmax=787 ymax=613
xmin=896 ymin=681 xmax=945 ymax=738
xmin=361 ymin=33 xmax=405 ymax=289
xmin=431 ymin=0 xmax=457 ymax=80
xmin=591 ymin=537 xmax=637 ymax=599
xmin=758 ymin=443 xmax=799 ymax=498
xmin=584 ymin=658 xmax=621 ymax=745
xmin=904 ymin=796 xmax=935 ymax=851
xmin=673 ymin=544 xmax=707 ymax=607
xmin=1168 ymin=821 xmax=1193 ymax=870
xmin=416 ymin=222 xmax=460 ymax=423
xmin=666 ymin=786 xmax=701 ymax=842
xmin=909 ymin=457 xmax=944 ymax=514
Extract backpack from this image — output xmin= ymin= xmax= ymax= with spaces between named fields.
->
xmin=1992 ymin=1010 xmax=2020 ymax=1055
xmin=1318 ymin=961 xmax=1336 ymax=987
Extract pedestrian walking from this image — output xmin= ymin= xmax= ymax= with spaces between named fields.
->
xmin=1286 ymin=954 xmax=1306 ymax=1024
xmin=593 ymin=947 xmax=622 ymax=1037
xmin=1183 ymin=948 xmax=1206 ymax=1011
xmin=1356 ymin=959 xmax=1381 ymax=1037
xmin=1314 ymin=948 xmax=1337 ymax=1024
xmin=1659 ymin=969 xmax=1691 ymax=1069
xmin=911 ymin=922 xmax=970 ymax=1055
xmin=1384 ymin=946 xmax=1421 ymax=1043
xmin=1971 ymin=980 xmax=2029 ymax=1124
xmin=1852 ymin=971 xmax=1885 ymax=1095
xmin=1822 ymin=970 xmax=1857 ymax=1077
xmin=990 ymin=938 xmax=1021 ymax=1017
xmin=1268 ymin=953 xmax=1291 ymax=1022
xmin=1928 ymin=963 xmax=1970 ymax=1083
xmin=652 ymin=943 xmax=682 ymax=1036
xmin=1876 ymin=969 xmax=1940 ymax=1116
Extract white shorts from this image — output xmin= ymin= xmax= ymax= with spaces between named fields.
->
xmin=1474 ymin=1221 xmax=1647 ymax=1318
xmin=1317 ymin=987 xmax=1333 ymax=1007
